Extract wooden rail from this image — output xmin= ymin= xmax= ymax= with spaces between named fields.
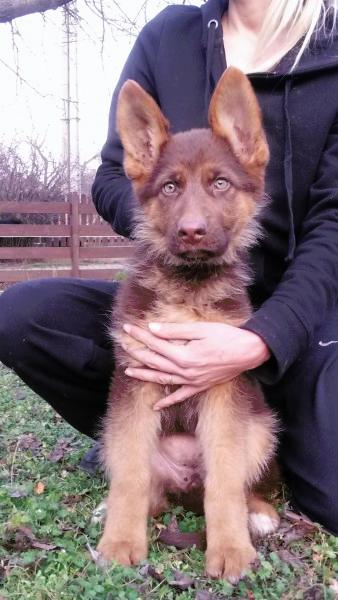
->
xmin=0 ymin=196 xmax=133 ymax=283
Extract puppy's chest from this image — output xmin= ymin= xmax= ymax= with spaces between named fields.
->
xmin=147 ymin=298 xmax=250 ymax=328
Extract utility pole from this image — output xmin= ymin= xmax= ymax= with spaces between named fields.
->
xmin=62 ymin=2 xmax=80 ymax=276
xmin=62 ymin=2 xmax=80 ymax=196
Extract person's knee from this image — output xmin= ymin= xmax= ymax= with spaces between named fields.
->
xmin=0 ymin=280 xmax=48 ymax=368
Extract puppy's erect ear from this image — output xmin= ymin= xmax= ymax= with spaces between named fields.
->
xmin=117 ymin=80 xmax=170 ymax=182
xmin=208 ymin=67 xmax=269 ymax=179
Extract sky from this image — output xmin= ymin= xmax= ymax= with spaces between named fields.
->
xmin=0 ymin=0 xmax=200 ymax=167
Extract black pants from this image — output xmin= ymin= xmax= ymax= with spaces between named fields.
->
xmin=0 ymin=277 xmax=337 ymax=535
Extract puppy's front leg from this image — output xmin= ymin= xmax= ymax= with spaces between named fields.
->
xmin=197 ymin=383 xmax=256 ymax=582
xmin=98 ymin=381 xmax=161 ymax=566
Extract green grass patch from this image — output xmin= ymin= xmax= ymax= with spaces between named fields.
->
xmin=0 ymin=364 xmax=337 ymax=599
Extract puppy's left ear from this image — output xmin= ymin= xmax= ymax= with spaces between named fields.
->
xmin=117 ymin=80 xmax=170 ymax=182
xmin=208 ymin=67 xmax=269 ymax=180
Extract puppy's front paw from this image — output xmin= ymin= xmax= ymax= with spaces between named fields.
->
xmin=97 ymin=535 xmax=147 ymax=567
xmin=205 ymin=542 xmax=257 ymax=583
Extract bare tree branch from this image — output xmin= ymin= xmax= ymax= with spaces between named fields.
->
xmin=0 ymin=0 xmax=72 ymax=23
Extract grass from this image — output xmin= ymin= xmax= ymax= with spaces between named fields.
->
xmin=0 ymin=363 xmax=337 ymax=599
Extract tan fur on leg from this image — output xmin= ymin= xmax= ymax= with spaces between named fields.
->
xmin=97 ymin=382 xmax=161 ymax=566
xmin=197 ymin=382 xmax=256 ymax=582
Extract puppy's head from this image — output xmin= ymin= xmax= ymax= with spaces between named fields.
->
xmin=117 ymin=68 xmax=269 ymax=267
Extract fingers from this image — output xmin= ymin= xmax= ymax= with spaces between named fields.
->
xmin=123 ymin=324 xmax=188 ymax=366
xmin=153 ymin=384 xmax=207 ymax=410
xmin=123 ymin=344 xmax=185 ymax=375
xmin=148 ymin=321 xmax=212 ymax=339
xmin=125 ymin=368 xmax=191 ymax=386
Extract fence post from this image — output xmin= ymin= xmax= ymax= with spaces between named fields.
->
xmin=70 ymin=192 xmax=80 ymax=277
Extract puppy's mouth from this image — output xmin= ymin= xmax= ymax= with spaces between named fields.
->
xmin=176 ymin=249 xmax=219 ymax=263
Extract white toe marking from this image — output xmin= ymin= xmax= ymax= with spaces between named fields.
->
xmin=249 ymin=512 xmax=279 ymax=536
xmin=228 ymin=571 xmax=246 ymax=584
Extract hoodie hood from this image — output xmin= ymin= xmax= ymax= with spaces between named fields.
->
xmin=200 ymin=0 xmax=338 ymax=77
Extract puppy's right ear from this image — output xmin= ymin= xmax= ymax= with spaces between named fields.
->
xmin=117 ymin=80 xmax=170 ymax=182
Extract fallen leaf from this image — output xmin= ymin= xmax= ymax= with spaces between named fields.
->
xmin=19 ymin=433 xmax=41 ymax=453
xmin=278 ymin=549 xmax=304 ymax=569
xmin=195 ymin=592 xmax=219 ymax=600
xmin=139 ymin=564 xmax=164 ymax=583
xmin=278 ymin=513 xmax=318 ymax=545
xmin=303 ymin=584 xmax=325 ymax=600
xmin=64 ymin=493 xmax=84 ymax=504
xmin=9 ymin=487 xmax=29 ymax=499
xmin=282 ymin=509 xmax=318 ymax=529
xmin=34 ymin=481 xmax=45 ymax=495
xmin=168 ymin=569 xmax=195 ymax=590
xmin=158 ymin=515 xmax=206 ymax=550
xmin=30 ymin=540 xmax=57 ymax=551
xmin=58 ymin=521 xmax=76 ymax=532
xmin=48 ymin=438 xmax=73 ymax=462
xmin=3 ymin=526 xmax=57 ymax=552
xmin=282 ymin=527 xmax=307 ymax=545
xmin=0 ymin=565 xmax=6 ymax=584
xmin=87 ymin=542 xmax=101 ymax=563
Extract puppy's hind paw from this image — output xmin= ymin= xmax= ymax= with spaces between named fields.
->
xmin=249 ymin=511 xmax=280 ymax=538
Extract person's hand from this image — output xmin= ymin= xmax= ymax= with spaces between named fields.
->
xmin=122 ymin=322 xmax=270 ymax=409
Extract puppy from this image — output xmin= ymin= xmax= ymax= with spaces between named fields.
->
xmin=97 ymin=67 xmax=279 ymax=582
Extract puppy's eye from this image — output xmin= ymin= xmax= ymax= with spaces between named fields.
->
xmin=214 ymin=177 xmax=230 ymax=191
xmin=162 ymin=181 xmax=177 ymax=195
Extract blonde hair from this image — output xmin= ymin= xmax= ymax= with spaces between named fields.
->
xmin=254 ymin=0 xmax=338 ymax=72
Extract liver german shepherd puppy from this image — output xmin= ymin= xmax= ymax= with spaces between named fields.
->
xmin=97 ymin=67 xmax=279 ymax=582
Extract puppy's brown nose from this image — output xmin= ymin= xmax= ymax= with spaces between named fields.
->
xmin=177 ymin=220 xmax=207 ymax=244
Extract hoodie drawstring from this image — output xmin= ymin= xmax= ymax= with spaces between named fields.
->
xmin=283 ymin=78 xmax=296 ymax=262
xmin=205 ymin=18 xmax=219 ymax=117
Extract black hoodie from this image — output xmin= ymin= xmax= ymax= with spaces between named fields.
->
xmin=92 ymin=0 xmax=338 ymax=384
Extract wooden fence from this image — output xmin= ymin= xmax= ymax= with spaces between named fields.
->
xmin=0 ymin=196 xmax=133 ymax=284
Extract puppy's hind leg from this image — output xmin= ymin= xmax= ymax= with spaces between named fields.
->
xmin=97 ymin=381 xmax=161 ymax=567
xmin=248 ymin=493 xmax=280 ymax=538
xmin=245 ymin=401 xmax=280 ymax=539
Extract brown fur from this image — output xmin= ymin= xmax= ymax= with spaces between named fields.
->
xmin=97 ymin=67 xmax=279 ymax=582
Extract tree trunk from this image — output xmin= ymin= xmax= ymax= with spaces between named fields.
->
xmin=0 ymin=0 xmax=72 ymax=23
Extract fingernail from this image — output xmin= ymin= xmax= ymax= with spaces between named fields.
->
xmin=121 ymin=343 xmax=128 ymax=351
xmin=149 ymin=322 xmax=161 ymax=332
xmin=125 ymin=368 xmax=133 ymax=376
xmin=123 ymin=324 xmax=131 ymax=333
xmin=153 ymin=404 xmax=161 ymax=411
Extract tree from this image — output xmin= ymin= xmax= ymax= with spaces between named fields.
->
xmin=0 ymin=141 xmax=65 ymax=204
xmin=0 ymin=0 xmax=72 ymax=23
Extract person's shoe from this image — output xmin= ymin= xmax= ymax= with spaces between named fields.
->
xmin=79 ymin=442 xmax=101 ymax=474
